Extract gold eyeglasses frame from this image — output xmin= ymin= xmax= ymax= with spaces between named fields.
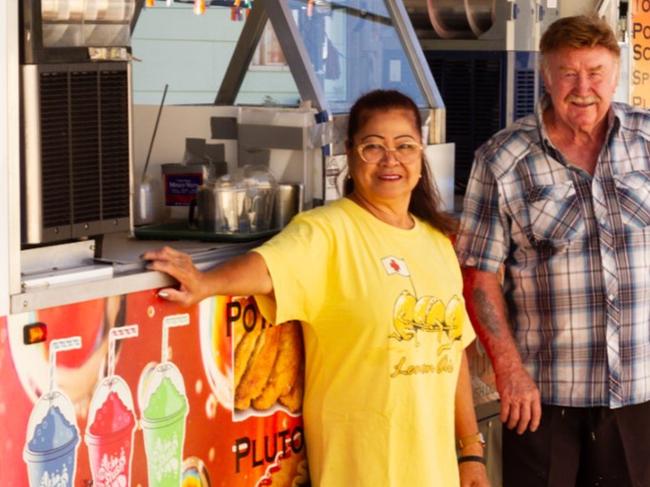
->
xmin=355 ymin=141 xmax=423 ymax=164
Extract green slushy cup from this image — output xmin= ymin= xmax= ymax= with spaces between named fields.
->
xmin=141 ymin=374 xmax=188 ymax=487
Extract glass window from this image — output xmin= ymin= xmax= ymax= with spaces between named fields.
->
xmin=131 ymin=3 xmax=298 ymax=105
xmin=251 ymin=21 xmax=288 ymax=68
xmin=286 ymin=0 xmax=427 ymax=113
xmin=235 ymin=20 xmax=300 ymax=106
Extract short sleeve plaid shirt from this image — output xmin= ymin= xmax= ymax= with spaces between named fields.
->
xmin=455 ymin=99 xmax=650 ymax=408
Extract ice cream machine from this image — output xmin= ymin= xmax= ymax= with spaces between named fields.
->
xmin=20 ymin=0 xmax=141 ymax=245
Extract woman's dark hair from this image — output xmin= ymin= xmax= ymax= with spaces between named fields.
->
xmin=344 ymin=89 xmax=457 ymax=235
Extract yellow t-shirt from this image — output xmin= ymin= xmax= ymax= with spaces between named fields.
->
xmin=254 ymin=198 xmax=475 ymax=487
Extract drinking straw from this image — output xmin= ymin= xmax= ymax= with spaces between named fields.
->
xmin=108 ymin=325 xmax=140 ymax=378
xmin=161 ymin=313 xmax=190 ymax=363
xmin=48 ymin=337 xmax=82 ymax=395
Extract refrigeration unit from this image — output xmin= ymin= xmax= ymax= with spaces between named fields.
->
xmin=20 ymin=0 xmax=140 ymax=245
xmin=406 ymin=0 xmax=559 ymax=195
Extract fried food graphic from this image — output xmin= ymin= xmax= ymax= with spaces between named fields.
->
xmin=252 ymin=322 xmax=304 ymax=410
xmin=229 ymin=297 xmax=305 ymax=414
xmin=278 ymin=366 xmax=304 ymax=414
xmin=233 ymin=312 xmax=263 ymax=389
xmin=235 ymin=324 xmax=282 ymax=410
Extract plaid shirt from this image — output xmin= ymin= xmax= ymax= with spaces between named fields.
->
xmin=455 ymin=99 xmax=650 ymax=408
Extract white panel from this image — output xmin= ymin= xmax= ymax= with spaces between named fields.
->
xmin=0 ymin=3 xmax=7 ymax=316
xmin=424 ymin=143 xmax=455 ymax=213
xmin=0 ymin=0 xmax=17 ymax=316
xmin=559 ymin=0 xmax=598 ymax=17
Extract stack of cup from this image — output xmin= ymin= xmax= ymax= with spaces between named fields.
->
xmin=273 ymin=183 xmax=304 ymax=229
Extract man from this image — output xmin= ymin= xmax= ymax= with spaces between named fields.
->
xmin=456 ymin=15 xmax=650 ymax=487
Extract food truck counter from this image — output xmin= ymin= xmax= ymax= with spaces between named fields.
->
xmin=15 ymin=232 xmax=264 ymax=313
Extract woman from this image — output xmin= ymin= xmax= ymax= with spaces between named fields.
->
xmin=144 ymin=90 xmax=489 ymax=487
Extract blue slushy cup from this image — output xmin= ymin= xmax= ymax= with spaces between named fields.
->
xmin=24 ymin=400 xmax=80 ymax=487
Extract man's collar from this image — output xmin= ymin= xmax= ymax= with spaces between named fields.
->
xmin=535 ymin=95 xmax=553 ymax=151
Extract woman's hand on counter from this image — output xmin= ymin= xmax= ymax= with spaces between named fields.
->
xmin=143 ymin=246 xmax=210 ymax=306
xmin=142 ymin=247 xmax=274 ymax=307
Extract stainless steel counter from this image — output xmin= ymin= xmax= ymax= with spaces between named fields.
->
xmin=12 ymin=232 xmax=262 ymax=313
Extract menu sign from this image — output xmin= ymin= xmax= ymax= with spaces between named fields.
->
xmin=632 ymin=0 xmax=650 ymax=107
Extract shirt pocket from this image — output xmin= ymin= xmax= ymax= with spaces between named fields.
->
xmin=614 ymin=170 xmax=650 ymax=229
xmin=525 ymin=181 xmax=583 ymax=245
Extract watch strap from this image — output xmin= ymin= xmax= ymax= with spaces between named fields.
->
xmin=458 ymin=455 xmax=486 ymax=465
xmin=457 ymin=432 xmax=486 ymax=449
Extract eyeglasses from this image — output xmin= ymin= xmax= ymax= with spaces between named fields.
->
xmin=356 ymin=141 xmax=423 ymax=164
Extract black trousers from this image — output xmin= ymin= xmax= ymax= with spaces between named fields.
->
xmin=502 ymin=402 xmax=650 ymax=487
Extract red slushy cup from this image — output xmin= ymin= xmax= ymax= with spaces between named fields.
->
xmin=85 ymin=382 xmax=136 ymax=487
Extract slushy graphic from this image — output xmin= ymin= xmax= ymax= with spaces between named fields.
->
xmin=142 ymin=375 xmax=188 ymax=487
xmin=86 ymin=390 xmax=136 ymax=487
xmin=24 ymin=405 xmax=80 ymax=487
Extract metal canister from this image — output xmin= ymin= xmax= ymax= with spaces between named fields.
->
xmin=272 ymin=183 xmax=304 ymax=229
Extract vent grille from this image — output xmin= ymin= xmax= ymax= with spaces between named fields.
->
xmin=427 ymin=53 xmax=503 ymax=195
xmin=100 ymin=70 xmax=130 ymax=220
xmin=32 ymin=65 xmax=130 ymax=241
xmin=40 ymin=72 xmax=71 ymax=227
xmin=514 ymin=69 xmax=536 ymax=120
xmin=70 ymin=70 xmax=101 ymax=223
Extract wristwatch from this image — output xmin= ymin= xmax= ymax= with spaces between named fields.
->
xmin=457 ymin=432 xmax=486 ymax=450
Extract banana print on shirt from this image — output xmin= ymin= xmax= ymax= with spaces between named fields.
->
xmin=382 ymin=256 xmax=464 ymax=363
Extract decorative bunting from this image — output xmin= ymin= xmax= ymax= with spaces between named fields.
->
xmin=194 ymin=0 xmax=207 ymax=15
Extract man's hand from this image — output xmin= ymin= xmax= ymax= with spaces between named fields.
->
xmin=495 ymin=363 xmax=541 ymax=434
xmin=462 ymin=267 xmax=542 ymax=434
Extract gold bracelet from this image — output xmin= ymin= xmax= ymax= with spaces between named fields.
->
xmin=457 ymin=432 xmax=486 ymax=450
